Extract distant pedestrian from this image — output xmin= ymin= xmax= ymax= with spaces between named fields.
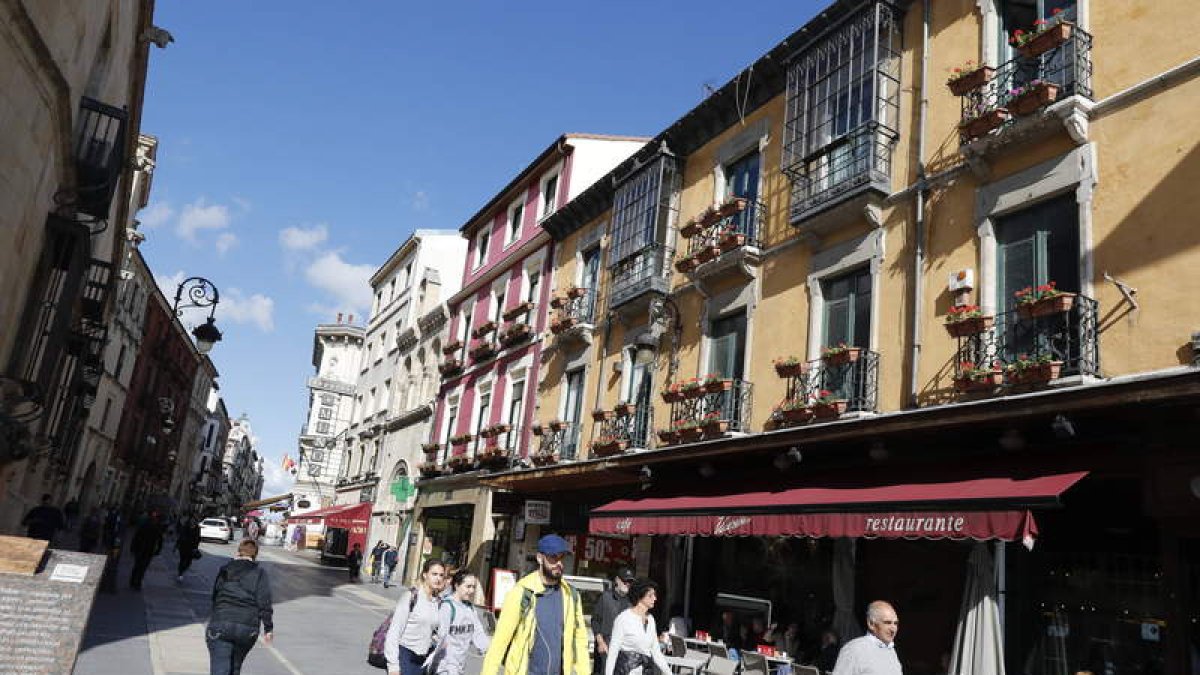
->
xmin=383 ymin=545 xmax=400 ymax=588
xmin=605 ymin=578 xmax=671 ymax=675
xmin=592 ymin=567 xmax=635 ymax=675
xmin=481 ymin=534 xmax=590 ymax=675
xmin=371 ymin=540 xmax=387 ymax=582
xmin=246 ymin=519 xmax=260 ymax=542
xmin=347 ymin=543 xmax=364 ymax=582
xmin=426 ymin=569 xmax=490 ymax=675
xmin=385 ymin=558 xmax=448 ymax=675
xmin=207 ymin=539 xmax=274 ymax=675
xmin=21 ymin=493 xmax=66 ymax=541
xmin=129 ymin=513 xmax=164 ymax=590
xmin=78 ymin=508 xmax=102 ymax=553
xmin=177 ymin=519 xmax=202 ymax=581
xmin=831 ymin=601 xmax=902 ymax=675
xmin=63 ymin=497 xmax=80 ymax=530
xmin=102 ymin=505 xmax=123 ymax=549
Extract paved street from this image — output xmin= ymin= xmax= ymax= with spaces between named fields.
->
xmin=77 ymin=538 xmax=407 ymax=675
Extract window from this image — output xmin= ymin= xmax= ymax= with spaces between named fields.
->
xmin=506 ymin=380 xmax=524 ymax=449
xmin=320 ymin=393 xmax=336 ymax=405
xmin=443 ymin=404 xmax=459 ymax=446
xmin=113 ymin=344 xmax=127 ymax=379
xmin=388 ymin=278 xmax=396 ymax=302
xmin=507 ymin=200 xmax=524 ymax=244
xmin=475 ymin=391 xmax=491 ymax=453
xmin=317 ymin=421 xmax=331 ymax=434
xmin=318 ymin=407 xmax=333 ymax=420
xmin=724 ymin=151 xmax=762 ymax=242
xmin=493 ymin=291 xmax=505 ymax=328
xmin=609 ymin=153 xmax=679 ymax=308
xmin=525 ymin=271 xmax=540 ymax=324
xmin=822 ymin=268 xmax=872 ymax=350
xmin=100 ymin=397 xmax=113 ymax=432
xmin=460 ymin=304 xmax=473 ymax=349
xmin=561 ymin=369 xmax=586 ymax=460
xmin=579 ymin=247 xmax=601 ymax=322
xmin=709 ymin=312 xmax=748 ymax=381
xmin=379 ymin=332 xmax=388 ymax=356
xmin=402 ymin=263 xmax=412 ymax=288
xmin=782 ymin=2 xmax=901 ymax=219
xmin=397 ymin=301 xmax=409 ymax=329
xmin=541 ymin=174 xmax=559 ymax=219
xmin=475 ymin=230 xmax=490 ymax=268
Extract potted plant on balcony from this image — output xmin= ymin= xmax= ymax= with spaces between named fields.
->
xmin=953 ymin=361 xmax=1004 ymax=392
xmin=546 ymin=419 xmax=567 ymax=432
xmin=674 ymin=418 xmax=705 ymax=443
xmin=718 ymin=226 xmax=746 ymax=253
xmin=614 ymin=401 xmax=636 ymax=417
xmin=821 ymin=343 xmax=862 ymax=367
xmin=447 ymin=451 xmax=473 ymax=473
xmin=943 ymin=304 xmax=995 ymax=338
xmin=592 ymin=408 xmax=615 ymax=422
xmin=531 ymin=423 xmax=545 ymax=436
xmin=1014 ymin=281 xmax=1076 ymax=319
xmin=680 ymin=377 xmax=705 ymax=399
xmin=531 ymin=452 xmax=559 ymax=467
xmin=703 ymin=373 xmax=733 ymax=394
xmin=1010 ymin=9 xmax=1072 ymax=59
xmin=469 ymin=340 xmax=496 ymax=361
xmin=438 ymin=358 xmax=463 ymax=376
xmin=449 ymin=433 xmax=473 ymax=447
xmin=1007 ymin=79 xmax=1061 ymax=115
xmin=1005 ymin=353 xmax=1064 ymax=386
xmin=421 ymin=442 xmax=442 ymax=455
xmin=442 ymin=339 xmax=463 ymax=356
xmin=550 ymin=293 xmax=568 ymax=309
xmin=675 ymin=254 xmax=698 ymax=274
xmin=478 ymin=445 xmax=510 ymax=469
xmin=567 ymin=286 xmax=588 ymax=299
xmin=775 ymin=398 xmax=815 ymax=424
xmin=960 ymin=102 xmax=1010 ymax=140
xmin=656 ymin=427 xmax=679 ymax=445
xmin=479 ymin=425 xmax=499 ymax=439
xmin=472 ymin=321 xmax=496 ymax=339
xmin=503 ymin=302 xmax=534 ymax=322
xmin=418 ymin=461 xmax=443 ymax=478
xmin=661 ymin=381 xmax=686 ymax=403
xmin=702 ymin=411 xmax=730 ymax=437
xmin=680 ymin=217 xmax=703 ymax=238
xmin=695 ymin=243 xmax=722 ymax=264
xmin=500 ymin=322 xmax=532 ymax=346
xmin=717 ymin=196 xmax=748 ymax=219
xmin=946 ymin=59 xmax=995 ymax=96
xmin=697 ymin=205 xmax=720 ymax=229
xmin=812 ymin=390 xmax=849 ymax=420
xmin=590 ymin=434 xmax=627 ymax=457
xmin=550 ymin=315 xmax=577 ymax=335
xmin=773 ymin=356 xmax=809 ymax=378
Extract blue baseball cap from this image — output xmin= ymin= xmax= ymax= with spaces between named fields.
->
xmin=537 ymin=534 xmax=571 ymax=556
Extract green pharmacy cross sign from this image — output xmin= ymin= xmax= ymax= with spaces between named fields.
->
xmin=390 ymin=478 xmax=415 ymax=501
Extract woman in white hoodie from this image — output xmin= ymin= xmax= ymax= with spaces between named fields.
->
xmin=605 ymin=579 xmax=672 ymax=675
xmin=385 ymin=559 xmax=447 ymax=675
xmin=426 ymin=569 xmax=491 ymax=675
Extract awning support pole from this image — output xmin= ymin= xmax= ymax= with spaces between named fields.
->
xmin=683 ymin=535 xmax=694 ymax=623
xmin=995 ymin=540 xmax=1006 ymax=638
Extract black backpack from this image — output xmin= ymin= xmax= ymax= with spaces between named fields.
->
xmin=368 ymin=587 xmax=424 ymax=669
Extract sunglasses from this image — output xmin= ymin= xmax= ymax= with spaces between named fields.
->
xmin=541 ymin=553 xmax=567 ymax=563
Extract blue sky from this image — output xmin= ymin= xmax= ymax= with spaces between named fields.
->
xmin=139 ymin=1 xmax=822 ymax=495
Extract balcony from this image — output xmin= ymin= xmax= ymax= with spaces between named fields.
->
xmin=75 ymin=97 xmax=129 ymax=219
xmin=769 ymin=350 xmax=880 ymax=428
xmin=498 ymin=320 xmax=533 ymax=348
xmin=549 ymin=287 xmax=596 ymax=347
xmin=657 ymin=379 xmax=753 ymax=446
xmin=956 ymin=23 xmax=1093 ymax=149
xmin=467 ymin=338 xmax=497 ymax=363
xmin=950 ymin=294 xmax=1099 ymax=394
xmin=676 ymin=198 xmax=765 ymax=292
xmin=609 ymin=244 xmax=672 ymax=321
xmin=530 ymin=421 xmax=581 ymax=465
xmin=589 ymin=403 xmax=653 ymax=458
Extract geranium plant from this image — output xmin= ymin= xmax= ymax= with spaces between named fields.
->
xmin=1014 ymin=281 xmax=1064 ymax=305
xmin=957 ymin=361 xmax=1000 ymax=380
xmin=945 ymin=304 xmax=984 ymax=323
xmin=1005 ymin=353 xmax=1055 ymax=374
xmin=1009 ymin=8 xmax=1066 ymax=49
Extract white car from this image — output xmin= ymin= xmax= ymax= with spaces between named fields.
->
xmin=199 ymin=518 xmax=233 ymax=543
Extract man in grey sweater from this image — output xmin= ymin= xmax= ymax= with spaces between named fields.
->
xmin=832 ymin=601 xmax=902 ymax=675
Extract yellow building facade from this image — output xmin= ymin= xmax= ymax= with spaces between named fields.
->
xmin=491 ymin=2 xmax=1200 ymax=673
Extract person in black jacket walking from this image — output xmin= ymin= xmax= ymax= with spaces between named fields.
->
xmin=207 ymin=538 xmax=274 ymax=675
xmin=129 ymin=513 xmax=164 ymax=590
xmin=176 ymin=518 xmax=201 ymax=582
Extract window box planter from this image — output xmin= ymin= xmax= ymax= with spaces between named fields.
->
xmin=469 ymin=342 xmax=497 ymax=361
xmin=567 ymin=286 xmax=588 ymax=299
xmin=718 ymin=231 xmax=746 ymax=252
xmin=550 ymin=317 xmax=577 ymax=335
xmin=490 ymin=423 xmax=512 ymax=436
xmin=947 ymin=65 xmax=995 ymax=96
xmin=471 ymin=321 xmax=496 ymax=339
xmin=954 ymin=370 xmax=1004 ymax=393
xmin=421 ymin=442 xmax=442 ymax=455
xmin=717 ymin=197 xmax=748 ymax=219
xmin=961 ymin=108 xmax=1010 ymax=139
xmin=531 ymin=424 xmax=545 ymax=436
xmin=439 ymin=359 xmax=463 ymax=376
xmin=656 ymin=429 xmax=679 ymax=445
xmin=499 ymin=323 xmax=532 ymax=346
xmin=703 ymin=378 xmax=733 ymax=394
xmin=479 ymin=449 xmax=510 ymax=469
xmin=773 ymin=359 xmax=810 ymax=378
xmin=592 ymin=409 xmax=615 ymax=422
xmin=1016 ymin=292 xmax=1076 ymax=320
xmin=546 ymin=420 xmax=566 ymax=432
xmin=531 ymin=453 xmax=558 ymax=467
xmin=503 ymin=302 xmax=535 ymax=322
xmin=614 ymin=402 xmax=636 ymax=417
xmin=661 ymin=390 xmax=685 ymax=404
xmin=675 ymin=256 xmax=698 ymax=274
xmin=419 ymin=463 xmax=443 ymax=479
xmin=590 ymin=439 xmax=627 ymax=457
xmin=550 ymin=294 xmax=568 ymax=309
xmin=944 ymin=315 xmax=995 ymax=338
xmin=449 ymin=434 xmax=473 ymax=447
xmin=695 ymin=245 xmax=721 ymax=264
xmin=479 ymin=425 xmax=499 ymax=439
xmin=821 ymin=346 xmax=862 ymax=367
xmin=812 ymin=399 xmax=849 ymax=419
xmin=702 ymin=419 xmax=730 ymax=436
xmin=681 ymin=384 xmax=706 ymax=400
xmin=442 ymin=340 xmax=463 ymax=356
xmin=780 ymin=406 xmax=815 ymax=424
xmin=1006 ymin=360 xmax=1064 ymax=386
xmin=677 ymin=426 xmax=705 ymax=443
xmin=680 ymin=219 xmax=702 ymax=238
xmin=1008 ymin=82 xmax=1060 ymax=115
xmin=448 ymin=455 xmax=474 ymax=473
xmin=1017 ymin=21 xmax=1073 ymax=59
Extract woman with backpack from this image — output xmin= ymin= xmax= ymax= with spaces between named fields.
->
xmin=207 ymin=539 xmax=274 ymax=675
xmin=383 ymin=558 xmax=448 ymax=675
xmin=426 ymin=570 xmax=492 ymax=675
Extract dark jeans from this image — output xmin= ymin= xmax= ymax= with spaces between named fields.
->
xmin=399 ymin=646 xmax=429 ymax=675
xmin=349 ymin=564 xmax=360 ymax=582
xmin=206 ymin=621 xmax=258 ymax=675
xmin=130 ymin=554 xmax=153 ymax=589
xmin=178 ymin=550 xmax=196 ymax=577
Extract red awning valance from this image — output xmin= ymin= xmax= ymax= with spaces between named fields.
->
xmin=287 ymin=502 xmax=372 ymax=528
xmin=590 ymin=471 xmax=1087 ymax=548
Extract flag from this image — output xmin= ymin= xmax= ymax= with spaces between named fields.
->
xmin=282 ymin=454 xmax=296 ymax=472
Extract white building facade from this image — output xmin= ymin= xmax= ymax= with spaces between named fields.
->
xmin=221 ymin=415 xmax=262 ymax=514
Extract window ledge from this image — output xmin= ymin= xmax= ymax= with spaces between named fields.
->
xmin=790 ymin=188 xmax=887 ymax=243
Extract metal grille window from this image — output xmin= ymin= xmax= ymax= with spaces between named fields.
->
xmin=608 ymin=153 xmax=679 ymax=308
xmin=782 ymin=2 xmax=901 ymax=221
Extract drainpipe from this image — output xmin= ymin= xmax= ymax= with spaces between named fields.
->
xmin=907 ymin=0 xmax=931 ymax=409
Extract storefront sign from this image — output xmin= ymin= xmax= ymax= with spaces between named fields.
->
xmin=562 ymin=535 xmax=632 ymax=564
xmin=490 ymin=568 xmax=517 ymax=612
xmin=524 ymin=500 xmax=551 ymax=525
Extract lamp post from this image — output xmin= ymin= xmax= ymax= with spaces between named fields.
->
xmin=171 ymin=276 xmax=223 ymax=354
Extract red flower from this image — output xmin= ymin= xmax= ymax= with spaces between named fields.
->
xmin=1052 ymin=7 xmax=1063 ymax=14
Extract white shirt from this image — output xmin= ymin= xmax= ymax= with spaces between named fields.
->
xmin=427 ymin=597 xmax=491 ymax=675
xmin=604 ymin=610 xmax=671 ymax=675
xmin=385 ymin=587 xmax=443 ymax=671
xmin=831 ymin=633 xmax=902 ymax=675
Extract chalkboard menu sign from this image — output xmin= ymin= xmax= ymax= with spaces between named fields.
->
xmin=0 ymin=541 xmax=105 ymax=675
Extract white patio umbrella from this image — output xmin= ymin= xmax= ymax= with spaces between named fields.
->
xmin=948 ymin=542 xmax=1006 ymax=675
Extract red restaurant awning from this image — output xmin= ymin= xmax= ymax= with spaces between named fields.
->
xmin=589 ymin=471 xmax=1087 ymax=549
xmin=286 ymin=502 xmax=372 ymax=528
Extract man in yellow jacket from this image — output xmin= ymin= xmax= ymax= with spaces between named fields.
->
xmin=482 ymin=534 xmax=591 ymax=675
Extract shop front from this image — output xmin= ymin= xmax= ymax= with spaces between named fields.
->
xmin=285 ymin=501 xmax=372 ymax=564
xmin=408 ymin=472 xmax=497 ymax=586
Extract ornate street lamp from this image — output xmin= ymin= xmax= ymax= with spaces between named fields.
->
xmin=171 ymin=276 xmax=223 ymax=354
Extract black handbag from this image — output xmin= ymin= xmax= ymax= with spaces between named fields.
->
xmin=614 ymin=650 xmax=655 ymax=675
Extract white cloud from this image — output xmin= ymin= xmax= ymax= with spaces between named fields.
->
xmin=411 ymin=190 xmax=430 ymax=212
xmin=176 ymin=198 xmax=231 ymax=243
xmin=138 ymin=201 xmax=173 ymax=229
xmin=215 ymin=232 xmax=238 ymax=255
xmin=305 ymin=251 xmax=374 ymax=315
xmin=261 ymin=458 xmax=295 ymax=497
xmin=279 ymin=224 xmax=329 ymax=252
xmin=155 ymin=271 xmax=274 ymax=333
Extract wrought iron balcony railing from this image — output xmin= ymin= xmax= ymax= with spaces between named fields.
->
xmin=609 ymin=244 xmax=672 ymax=310
xmin=661 ymin=379 xmax=753 ymax=444
xmin=75 ymin=97 xmax=129 ymax=219
xmin=784 ymin=123 xmax=897 ymax=222
xmin=550 ymin=288 xmax=597 ymax=339
xmin=775 ymin=350 xmax=881 ymax=422
xmin=958 ymin=24 xmax=1093 ymax=137
xmin=952 ymin=294 xmax=1100 ymax=388
xmin=534 ymin=422 xmax=581 ymax=463
xmin=681 ymin=198 xmax=765 ymax=264
xmin=590 ymin=403 xmax=653 ymax=457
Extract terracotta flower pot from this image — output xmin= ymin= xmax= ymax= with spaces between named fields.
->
xmin=717 ymin=198 xmax=748 ymax=218
xmin=591 ymin=440 xmax=627 ymax=457
xmin=774 ymin=361 xmax=809 ymax=378
xmin=944 ymin=315 xmax=995 ymax=338
xmin=1016 ymin=293 xmax=1076 ymax=320
xmin=675 ymin=256 xmax=698 ymax=273
xmin=662 ymin=390 xmax=684 ymax=404
xmin=1008 ymin=82 xmax=1060 ymax=115
xmin=695 ymin=246 xmax=721 ymax=263
xmin=680 ymin=220 xmax=702 ymax=238
xmin=682 ymin=386 xmax=706 ymax=400
xmin=702 ymin=420 xmax=730 ymax=436
xmin=1018 ymin=22 xmax=1073 ymax=59
xmin=567 ymin=287 xmax=587 ymax=299
xmin=592 ymin=409 xmax=615 ymax=422
xmin=614 ymin=403 xmax=636 ymax=417
xmin=947 ymin=66 xmax=995 ymax=96
xmin=954 ymin=371 xmax=1003 ymax=392
xmin=503 ymin=302 xmax=534 ymax=322
xmin=781 ymin=407 xmax=814 ymax=423
xmin=719 ymin=232 xmax=746 ymax=252
xmin=442 ymin=340 xmax=463 ymax=356
xmin=677 ymin=427 xmax=704 ymax=443
xmin=704 ymin=379 xmax=733 ymax=394
xmin=813 ymin=400 xmax=848 ymax=419
xmin=1007 ymin=361 xmax=1064 ymax=386
xmin=961 ymin=108 xmax=1010 ymax=139
xmin=656 ymin=429 xmax=679 ymax=444
xmin=822 ymin=348 xmax=862 ymax=367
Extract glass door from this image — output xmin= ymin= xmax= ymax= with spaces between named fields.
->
xmin=821 ymin=268 xmax=872 ymax=403
xmin=561 ymin=369 xmax=585 ymax=459
xmin=624 ymin=355 xmax=653 ymax=447
xmin=580 ymin=247 xmax=601 ymax=321
xmin=708 ymin=313 xmax=747 ymax=426
xmin=725 ymin=152 xmax=760 ymax=241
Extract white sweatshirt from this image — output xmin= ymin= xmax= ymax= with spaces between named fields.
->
xmin=385 ymin=587 xmax=443 ymax=671
xmin=426 ymin=597 xmax=491 ymax=675
xmin=604 ymin=609 xmax=671 ymax=675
